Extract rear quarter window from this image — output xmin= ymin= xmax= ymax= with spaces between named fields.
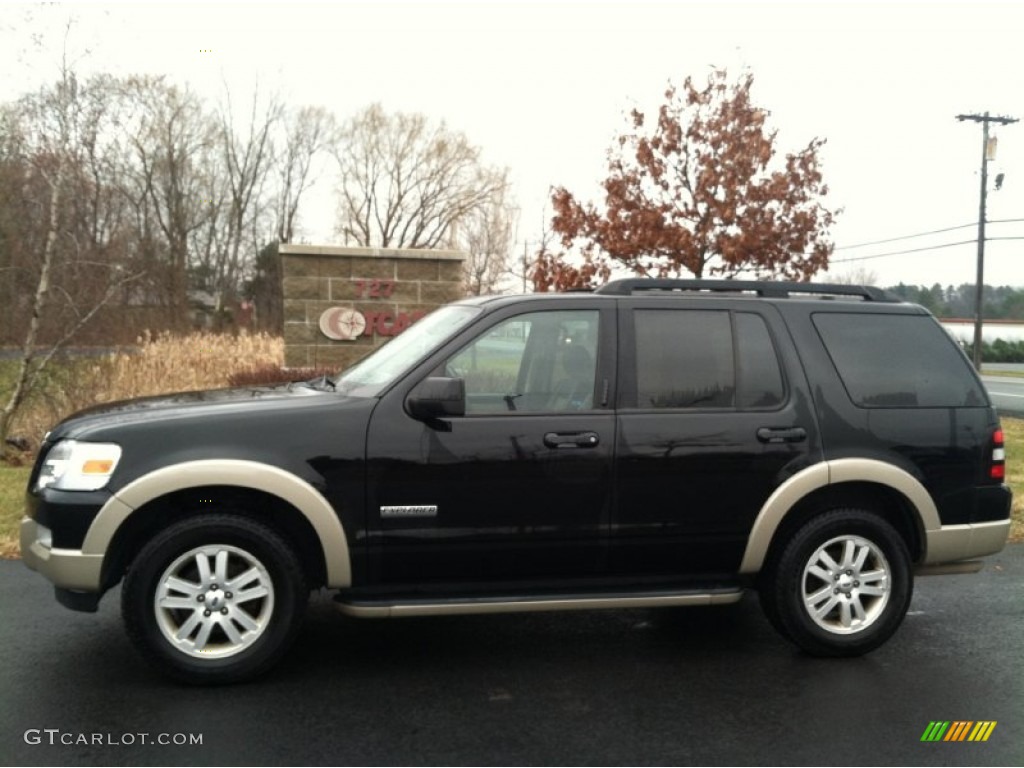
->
xmin=812 ymin=313 xmax=986 ymax=408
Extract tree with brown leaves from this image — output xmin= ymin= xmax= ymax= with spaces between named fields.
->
xmin=534 ymin=70 xmax=839 ymax=291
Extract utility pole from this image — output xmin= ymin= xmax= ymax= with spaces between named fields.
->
xmin=956 ymin=112 xmax=1018 ymax=370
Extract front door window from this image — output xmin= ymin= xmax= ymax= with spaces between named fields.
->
xmin=446 ymin=310 xmax=599 ymax=414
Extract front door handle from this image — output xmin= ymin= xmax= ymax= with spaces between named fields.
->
xmin=544 ymin=431 xmax=600 ymax=449
xmin=757 ymin=426 xmax=807 ymax=444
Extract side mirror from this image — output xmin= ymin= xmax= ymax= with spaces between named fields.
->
xmin=407 ymin=377 xmax=466 ymax=420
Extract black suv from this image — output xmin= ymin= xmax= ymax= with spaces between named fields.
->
xmin=21 ymin=280 xmax=1012 ymax=683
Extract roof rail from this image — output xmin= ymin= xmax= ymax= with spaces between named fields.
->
xmin=593 ymin=278 xmax=901 ymax=302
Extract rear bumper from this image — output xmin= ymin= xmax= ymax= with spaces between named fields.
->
xmin=923 ymin=519 xmax=1011 ymax=565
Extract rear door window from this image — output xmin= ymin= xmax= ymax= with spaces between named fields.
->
xmin=736 ymin=312 xmax=785 ymax=409
xmin=628 ymin=309 xmax=785 ymax=410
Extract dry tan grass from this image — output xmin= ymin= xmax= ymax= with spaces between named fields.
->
xmin=0 ymin=466 xmax=30 ymax=558
xmin=89 ymin=330 xmax=282 ymax=400
xmin=8 ymin=331 xmax=282 ymax=449
xmin=0 ymin=537 xmax=19 ymax=559
xmin=1001 ymin=417 xmax=1024 ymax=543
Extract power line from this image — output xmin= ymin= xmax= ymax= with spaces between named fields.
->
xmin=835 ymin=222 xmax=975 ymax=250
xmin=831 ymin=239 xmax=978 ymax=264
xmin=834 ymin=218 xmax=1024 ymax=251
xmin=831 ymin=235 xmax=1024 ymax=264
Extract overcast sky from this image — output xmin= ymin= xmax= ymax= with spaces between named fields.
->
xmin=3 ymin=0 xmax=1024 ymax=289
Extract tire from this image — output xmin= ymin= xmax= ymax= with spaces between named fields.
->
xmin=122 ymin=514 xmax=308 ymax=684
xmin=760 ymin=509 xmax=913 ymax=657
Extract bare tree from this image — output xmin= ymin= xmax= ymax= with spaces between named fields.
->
xmin=121 ymin=75 xmax=217 ymax=326
xmin=332 ymin=103 xmax=508 ymax=249
xmin=215 ymin=85 xmax=281 ymax=322
xmin=1 ymin=55 xmax=140 ymax=448
xmin=275 ymin=105 xmax=335 ymax=244
xmin=237 ymin=105 xmax=335 ymax=334
xmin=829 ymin=267 xmax=879 ymax=286
xmin=187 ymin=152 xmax=230 ymax=303
xmin=457 ymin=191 xmax=518 ymax=295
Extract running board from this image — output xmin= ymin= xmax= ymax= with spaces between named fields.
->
xmin=334 ymin=588 xmax=745 ymax=618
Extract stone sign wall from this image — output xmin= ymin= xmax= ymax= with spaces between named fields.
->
xmin=280 ymin=244 xmax=466 ymax=370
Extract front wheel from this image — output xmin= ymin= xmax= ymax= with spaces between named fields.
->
xmin=122 ymin=514 xmax=308 ymax=684
xmin=760 ymin=509 xmax=913 ymax=657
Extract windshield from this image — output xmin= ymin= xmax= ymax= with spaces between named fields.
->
xmin=334 ymin=305 xmax=481 ymax=396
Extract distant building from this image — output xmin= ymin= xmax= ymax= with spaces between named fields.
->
xmin=941 ymin=319 xmax=1024 ymax=344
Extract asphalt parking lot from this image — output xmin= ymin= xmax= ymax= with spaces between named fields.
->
xmin=1 ymin=547 xmax=1022 ymax=767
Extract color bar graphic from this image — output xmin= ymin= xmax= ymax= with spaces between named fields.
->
xmin=921 ymin=721 xmax=996 ymax=742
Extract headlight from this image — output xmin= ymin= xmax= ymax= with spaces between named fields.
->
xmin=35 ymin=440 xmax=122 ymax=492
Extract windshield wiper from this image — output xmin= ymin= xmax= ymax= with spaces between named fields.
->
xmin=294 ymin=374 xmax=336 ymax=392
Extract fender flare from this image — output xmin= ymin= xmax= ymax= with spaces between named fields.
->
xmin=83 ymin=459 xmax=351 ymax=587
xmin=738 ymin=458 xmax=940 ymax=574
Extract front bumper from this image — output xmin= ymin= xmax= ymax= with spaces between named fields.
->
xmin=20 ymin=517 xmax=103 ymax=592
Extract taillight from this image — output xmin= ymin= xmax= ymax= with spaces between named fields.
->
xmin=990 ymin=427 xmax=1006 ymax=481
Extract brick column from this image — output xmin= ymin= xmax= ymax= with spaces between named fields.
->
xmin=280 ymin=245 xmax=466 ymax=370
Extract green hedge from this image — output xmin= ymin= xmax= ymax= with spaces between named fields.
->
xmin=963 ymin=339 xmax=1024 ymax=363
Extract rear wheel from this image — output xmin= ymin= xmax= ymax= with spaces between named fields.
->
xmin=761 ymin=509 xmax=912 ymax=657
xmin=122 ymin=514 xmax=307 ymax=684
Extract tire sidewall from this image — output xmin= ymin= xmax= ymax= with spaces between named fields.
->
xmin=775 ymin=510 xmax=913 ymax=656
xmin=122 ymin=515 xmax=306 ymax=684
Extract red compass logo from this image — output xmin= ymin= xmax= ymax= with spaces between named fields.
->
xmin=319 ymin=308 xmax=367 ymax=341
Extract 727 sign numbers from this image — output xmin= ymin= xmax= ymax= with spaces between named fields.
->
xmin=354 ymin=280 xmax=394 ymax=299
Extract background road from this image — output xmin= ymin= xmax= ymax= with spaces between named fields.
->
xmin=983 ymin=375 xmax=1024 ymax=417
xmin=1 ymin=548 xmax=1022 ymax=767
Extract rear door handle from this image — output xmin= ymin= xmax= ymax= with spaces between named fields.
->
xmin=544 ymin=431 xmax=600 ymax=449
xmin=756 ymin=427 xmax=807 ymax=444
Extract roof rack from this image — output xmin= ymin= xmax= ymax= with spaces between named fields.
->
xmin=593 ymin=278 xmax=901 ymax=303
